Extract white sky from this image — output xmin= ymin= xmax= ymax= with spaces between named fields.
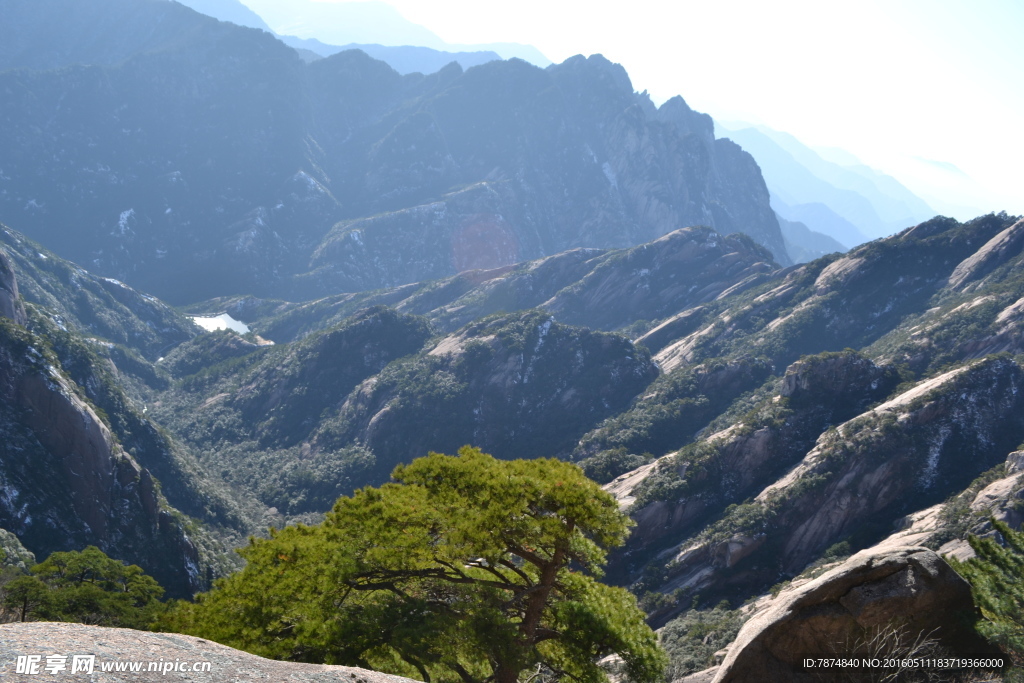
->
xmin=254 ymin=0 xmax=1024 ymax=218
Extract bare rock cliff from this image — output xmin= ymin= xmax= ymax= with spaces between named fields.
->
xmin=0 ymin=248 xmax=26 ymax=325
xmin=621 ymin=356 xmax=1024 ymax=621
xmin=0 ymin=307 xmax=200 ymax=597
xmin=607 ymin=351 xmax=898 ymax=571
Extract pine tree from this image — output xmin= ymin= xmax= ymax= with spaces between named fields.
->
xmin=168 ymin=447 xmax=667 ymax=683
xmin=3 ymin=546 xmax=165 ymax=627
xmin=950 ymin=518 xmax=1024 ymax=665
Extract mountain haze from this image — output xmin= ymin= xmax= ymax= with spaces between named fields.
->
xmin=170 ymin=0 xmax=506 ymax=73
xmin=0 ymin=0 xmax=788 ymax=305
xmin=717 ymin=122 xmax=936 ymax=245
xmin=235 ymin=0 xmax=550 ymax=65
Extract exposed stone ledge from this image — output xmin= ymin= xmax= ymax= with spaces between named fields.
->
xmin=0 ymin=623 xmax=417 ymax=683
xmin=707 ymin=546 xmax=988 ymax=682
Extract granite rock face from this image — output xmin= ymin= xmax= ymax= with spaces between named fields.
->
xmin=609 ymin=351 xmax=900 ymax=566
xmin=0 ymin=248 xmax=26 ymax=326
xmin=321 ymin=311 xmax=659 ymax=469
xmin=0 ymin=622 xmax=417 ymax=683
xmin=0 ymin=261 xmax=201 ymax=597
xmin=615 ymin=356 xmax=1024 ymax=624
xmin=0 ymin=226 xmax=197 ymax=360
xmin=710 ymin=547 xmax=985 ymax=683
xmin=306 ymin=57 xmax=789 ymax=297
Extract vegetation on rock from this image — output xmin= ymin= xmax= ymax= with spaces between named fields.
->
xmin=2 ymin=546 xmax=164 ymax=628
xmin=659 ymin=603 xmax=746 ymax=680
xmin=952 ymin=519 xmax=1024 ymax=671
xmin=168 ymin=448 xmax=666 ymax=683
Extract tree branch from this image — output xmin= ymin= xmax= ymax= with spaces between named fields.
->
xmin=351 ymin=568 xmax=517 ymax=593
xmin=506 ymin=543 xmax=551 ymax=569
xmin=496 ymin=558 xmax=533 ymax=585
xmin=475 ymin=563 xmax=524 ymax=587
xmin=450 ymin=661 xmax=480 ymax=683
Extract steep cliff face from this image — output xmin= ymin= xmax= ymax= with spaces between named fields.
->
xmin=0 ymin=245 xmax=254 ymax=595
xmin=303 ymin=57 xmax=789 ymax=298
xmin=654 ymin=97 xmax=787 ymax=261
xmin=623 ymin=357 xmax=1024 ymax=623
xmin=0 ymin=231 xmax=247 ymax=544
xmin=0 ymin=1 xmax=788 ymax=302
xmin=0 ymin=317 xmax=201 ymax=597
xmin=605 ymin=352 xmax=899 ymax=572
xmin=1 ymin=225 xmax=196 ymax=360
xmin=0 ymin=248 xmax=26 ymax=325
xmin=315 ymin=310 xmax=659 ymax=471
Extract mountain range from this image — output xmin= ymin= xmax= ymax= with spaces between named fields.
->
xmin=3 ymin=208 xmax=1024 ymax=628
xmin=716 ymin=122 xmax=937 ymax=247
xmin=224 ymin=0 xmax=550 ymax=65
xmin=0 ymin=0 xmax=787 ymax=306
xmin=171 ymin=0 xmax=515 ymax=73
xmin=172 ymin=0 xmax=925 ymax=262
xmin=2 ymin=0 xmax=1022 ymax=678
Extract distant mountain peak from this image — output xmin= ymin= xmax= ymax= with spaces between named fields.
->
xmin=717 ymin=120 xmax=936 ymax=243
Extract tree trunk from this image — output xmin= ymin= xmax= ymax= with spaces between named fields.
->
xmin=493 ymin=665 xmax=520 ymax=683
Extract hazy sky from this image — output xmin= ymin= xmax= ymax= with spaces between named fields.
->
xmin=246 ymin=0 xmax=1023 ymax=219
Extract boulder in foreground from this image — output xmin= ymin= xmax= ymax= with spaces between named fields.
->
xmin=709 ymin=546 xmax=991 ymax=682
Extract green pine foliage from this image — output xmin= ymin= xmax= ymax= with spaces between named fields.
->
xmin=660 ymin=604 xmax=746 ymax=680
xmin=950 ymin=519 xmax=1024 ymax=666
xmin=2 ymin=546 xmax=165 ymax=627
xmin=166 ymin=447 xmax=667 ymax=683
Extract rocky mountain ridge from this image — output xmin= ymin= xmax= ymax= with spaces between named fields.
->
xmin=0 ymin=0 xmax=788 ymax=305
xmin=3 ymin=204 xmax=1024 ymax=675
xmin=191 ymin=225 xmax=777 ymax=343
xmin=589 ymin=214 xmax=1024 ymax=625
xmin=3 ymin=2 xmax=1021 ymax=677
xmin=0 ymin=227 xmax=270 ymax=594
xmin=0 ymin=268 xmax=202 ymax=597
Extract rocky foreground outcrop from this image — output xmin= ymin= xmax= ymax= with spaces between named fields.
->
xmin=683 ymin=547 xmax=989 ymax=683
xmin=0 ymin=623 xmax=416 ymax=683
